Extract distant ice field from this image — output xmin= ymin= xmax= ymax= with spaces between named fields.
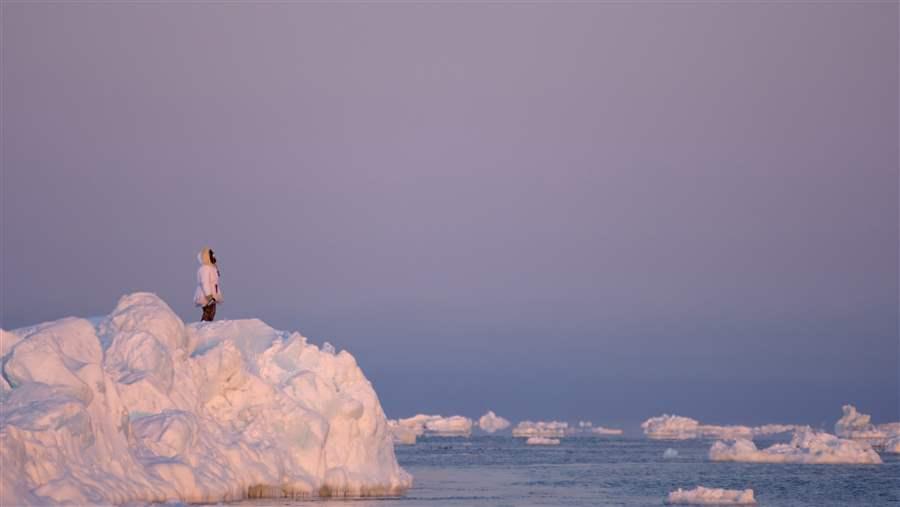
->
xmin=233 ymin=435 xmax=899 ymax=506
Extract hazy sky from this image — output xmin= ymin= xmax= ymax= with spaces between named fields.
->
xmin=2 ymin=2 xmax=897 ymax=427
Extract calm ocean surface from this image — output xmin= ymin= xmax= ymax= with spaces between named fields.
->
xmin=237 ymin=435 xmax=899 ymax=506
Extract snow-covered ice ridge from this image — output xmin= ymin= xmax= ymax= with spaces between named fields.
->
xmin=0 ymin=293 xmax=411 ymax=505
xmin=392 ymin=414 xmax=473 ymax=437
xmin=709 ymin=430 xmax=882 ymax=464
xmin=642 ymin=414 xmax=804 ymax=440
xmin=835 ymin=405 xmax=900 ymax=451
xmin=666 ymin=486 xmax=755 ymax=505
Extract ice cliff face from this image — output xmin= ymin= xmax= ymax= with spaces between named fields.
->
xmin=0 ymin=293 xmax=411 ymax=505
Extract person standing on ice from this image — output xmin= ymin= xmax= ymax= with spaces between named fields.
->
xmin=194 ymin=247 xmax=222 ymax=322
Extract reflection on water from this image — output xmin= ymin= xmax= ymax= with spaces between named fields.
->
xmin=232 ymin=436 xmax=900 ymax=507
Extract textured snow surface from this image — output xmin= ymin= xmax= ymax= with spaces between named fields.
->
xmin=0 ymin=293 xmax=411 ymax=505
xmin=709 ymin=430 xmax=882 ymax=464
xmin=642 ymin=414 xmax=804 ymax=440
xmin=525 ymin=437 xmax=560 ymax=445
xmin=478 ymin=411 xmax=510 ymax=433
xmin=666 ymin=486 xmax=756 ymax=505
xmin=834 ymin=405 xmax=900 ymax=450
xmin=512 ymin=420 xmax=568 ymax=438
xmin=394 ymin=414 xmax=473 ymax=437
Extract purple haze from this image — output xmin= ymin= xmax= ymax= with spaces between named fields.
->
xmin=2 ymin=2 xmax=898 ymax=427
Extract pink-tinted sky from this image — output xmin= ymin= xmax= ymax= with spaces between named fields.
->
xmin=2 ymin=2 xmax=897 ymax=425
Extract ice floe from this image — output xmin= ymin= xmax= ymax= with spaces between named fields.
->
xmin=394 ymin=414 xmax=473 ymax=437
xmin=885 ymin=435 xmax=900 ymax=454
xmin=834 ymin=405 xmax=900 ymax=450
xmin=642 ymin=414 xmax=804 ymax=440
xmin=666 ymin=486 xmax=755 ymax=505
xmin=387 ymin=420 xmax=417 ymax=445
xmin=591 ymin=426 xmax=623 ymax=435
xmin=642 ymin=415 xmax=701 ymax=440
xmin=709 ymin=430 xmax=882 ymax=464
xmin=525 ymin=437 xmax=560 ymax=445
xmin=478 ymin=411 xmax=510 ymax=433
xmin=512 ymin=420 xmax=568 ymax=438
xmin=0 ymin=293 xmax=411 ymax=505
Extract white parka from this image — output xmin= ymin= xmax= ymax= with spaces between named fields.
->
xmin=193 ymin=249 xmax=222 ymax=306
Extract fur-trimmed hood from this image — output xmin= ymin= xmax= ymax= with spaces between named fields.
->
xmin=198 ymin=247 xmax=215 ymax=266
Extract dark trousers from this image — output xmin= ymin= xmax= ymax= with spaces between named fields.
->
xmin=201 ymin=302 xmax=217 ymax=322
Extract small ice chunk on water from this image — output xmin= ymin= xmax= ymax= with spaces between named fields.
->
xmin=663 ymin=448 xmax=679 ymax=459
xmin=526 ymin=436 xmax=560 ymax=445
xmin=666 ymin=486 xmax=756 ymax=505
xmin=591 ymin=426 xmax=623 ymax=435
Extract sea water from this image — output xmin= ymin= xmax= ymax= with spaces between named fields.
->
xmin=236 ymin=435 xmax=899 ymax=506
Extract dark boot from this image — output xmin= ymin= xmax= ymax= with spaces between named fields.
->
xmin=201 ymin=302 xmax=217 ymax=322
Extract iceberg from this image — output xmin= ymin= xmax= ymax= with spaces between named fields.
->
xmin=425 ymin=415 xmax=472 ymax=436
xmin=885 ymin=435 xmax=900 ymax=454
xmin=394 ymin=414 xmax=472 ymax=437
xmin=525 ymin=437 xmax=560 ymax=445
xmin=478 ymin=411 xmax=510 ymax=433
xmin=512 ymin=420 xmax=568 ymax=438
xmin=709 ymin=430 xmax=882 ymax=464
xmin=387 ymin=420 xmax=416 ymax=445
xmin=834 ymin=404 xmax=900 ymax=449
xmin=562 ymin=420 xmax=622 ymax=436
xmin=591 ymin=426 xmax=624 ymax=435
xmin=642 ymin=415 xmax=701 ymax=440
xmin=666 ymin=486 xmax=755 ymax=505
xmin=0 ymin=293 xmax=411 ymax=505
xmin=642 ymin=414 xmax=804 ymax=440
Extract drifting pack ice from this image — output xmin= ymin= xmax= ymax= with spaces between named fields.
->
xmin=574 ymin=421 xmax=623 ymax=435
xmin=512 ymin=420 xmax=568 ymax=438
xmin=666 ymin=486 xmax=756 ymax=505
xmin=642 ymin=414 xmax=803 ymax=440
xmin=708 ymin=430 xmax=882 ymax=465
xmin=478 ymin=411 xmax=511 ymax=433
xmin=391 ymin=414 xmax=473 ymax=438
xmin=834 ymin=404 xmax=900 ymax=451
xmin=525 ymin=436 xmax=560 ymax=446
xmin=0 ymin=293 xmax=411 ymax=505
